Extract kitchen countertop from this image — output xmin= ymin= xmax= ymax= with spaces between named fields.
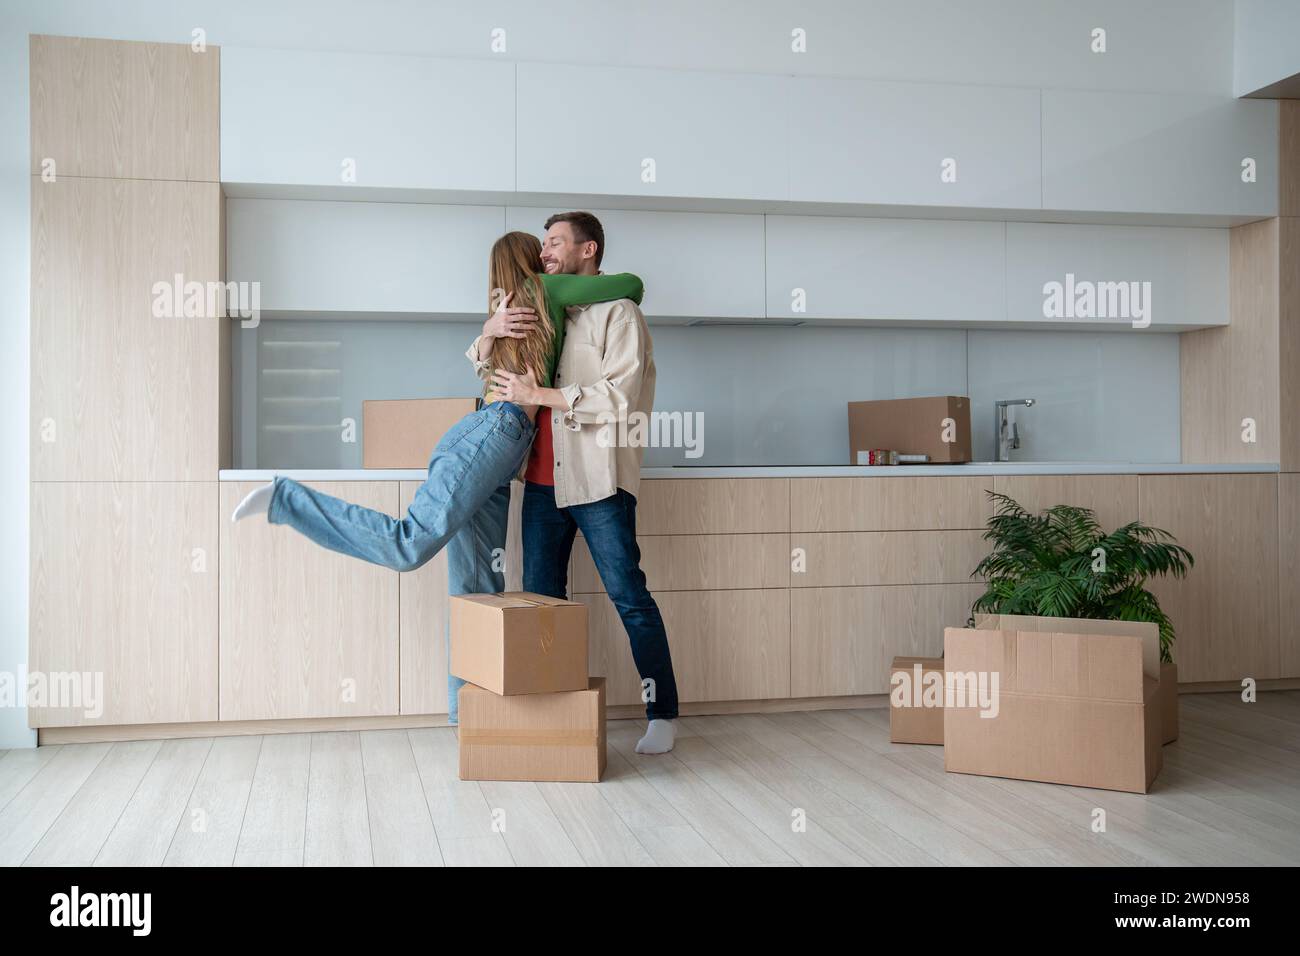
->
xmin=219 ymin=462 xmax=1280 ymax=481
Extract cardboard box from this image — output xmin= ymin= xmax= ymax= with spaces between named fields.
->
xmin=889 ymin=656 xmax=945 ymax=745
xmin=450 ymin=592 xmax=589 ymax=697
xmin=362 ymin=397 xmax=479 ymax=468
xmin=458 ymin=677 xmax=606 ymax=782
xmin=944 ymin=616 xmax=1162 ymax=794
xmin=1161 ymin=661 xmax=1179 ymax=744
xmin=847 ymin=396 xmax=972 ymax=465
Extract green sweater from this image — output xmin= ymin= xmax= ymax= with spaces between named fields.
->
xmin=533 ymin=273 xmax=644 ymax=387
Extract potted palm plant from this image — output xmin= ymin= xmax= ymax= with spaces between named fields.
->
xmin=969 ymin=491 xmax=1194 ymax=742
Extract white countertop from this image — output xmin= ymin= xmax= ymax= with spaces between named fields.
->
xmin=219 ymin=461 xmax=1280 ymax=481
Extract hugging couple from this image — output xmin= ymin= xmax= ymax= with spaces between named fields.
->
xmin=231 ymin=212 xmax=679 ymax=755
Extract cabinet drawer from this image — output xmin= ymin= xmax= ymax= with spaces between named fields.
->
xmin=578 ymin=590 xmax=789 ymax=706
xmin=792 ymin=531 xmax=987 ymax=587
xmin=571 ymin=533 xmax=789 ymax=593
xmin=992 ymin=475 xmax=1138 ymax=531
xmin=791 ymin=584 xmax=983 ymax=697
xmin=791 ymin=477 xmax=991 ymax=532
xmin=636 ymin=479 xmax=789 ymax=534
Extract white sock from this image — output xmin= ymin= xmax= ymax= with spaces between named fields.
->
xmin=635 ymin=718 xmax=676 ymax=755
xmin=232 ymin=481 xmax=275 ymax=522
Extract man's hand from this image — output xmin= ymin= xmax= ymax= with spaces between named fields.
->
xmin=490 ymin=368 xmax=541 ymax=405
xmin=482 ymin=291 xmax=539 ymax=340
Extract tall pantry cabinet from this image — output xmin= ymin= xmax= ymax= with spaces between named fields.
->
xmin=28 ymin=36 xmax=225 ymax=727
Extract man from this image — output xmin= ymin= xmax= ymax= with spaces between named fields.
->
xmin=469 ymin=211 xmax=679 ymax=754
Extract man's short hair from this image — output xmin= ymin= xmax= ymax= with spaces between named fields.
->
xmin=544 ymin=211 xmax=605 ymax=268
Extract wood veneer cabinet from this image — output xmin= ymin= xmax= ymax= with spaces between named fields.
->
xmin=29 ymin=482 xmax=218 ymax=727
xmin=31 ymin=176 xmax=223 ymax=481
xmin=219 ymin=482 xmax=399 ymax=720
xmin=991 ymin=474 xmax=1139 ymax=530
xmin=1278 ymin=473 xmax=1300 ymax=679
xmin=1138 ymin=474 xmax=1280 ymax=682
xmin=790 ymin=477 xmax=992 ymax=531
xmin=30 ymin=35 xmax=220 ymax=182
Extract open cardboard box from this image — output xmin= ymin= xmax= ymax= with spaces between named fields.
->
xmin=944 ymin=614 xmax=1163 ymax=793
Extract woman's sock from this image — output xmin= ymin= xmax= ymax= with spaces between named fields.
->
xmin=232 ymin=481 xmax=275 ymax=522
xmin=635 ymin=718 xmax=676 ymax=754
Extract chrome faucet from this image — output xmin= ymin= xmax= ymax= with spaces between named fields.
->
xmin=994 ymin=398 xmax=1035 ymax=462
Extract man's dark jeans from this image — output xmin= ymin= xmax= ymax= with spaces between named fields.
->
xmin=521 ymin=481 xmax=679 ymax=721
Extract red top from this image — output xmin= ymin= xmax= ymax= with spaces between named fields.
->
xmin=525 ymin=411 xmax=556 ymax=485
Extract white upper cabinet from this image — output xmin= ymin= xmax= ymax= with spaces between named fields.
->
xmin=787 ymin=77 xmax=1042 ymax=210
xmin=1042 ymin=91 xmax=1278 ymax=217
xmin=764 ymin=216 xmax=1005 ymax=324
xmin=505 ymin=207 xmax=765 ymax=321
xmin=1004 ymin=222 xmax=1228 ymax=330
xmin=221 ymin=47 xmax=515 ymax=191
xmin=515 ymin=63 xmax=787 ymax=201
xmin=226 ymin=198 xmax=505 ymax=315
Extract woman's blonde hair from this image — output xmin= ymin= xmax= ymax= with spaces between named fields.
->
xmin=485 ymin=231 xmax=554 ymax=400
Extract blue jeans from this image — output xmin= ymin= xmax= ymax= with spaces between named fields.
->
xmin=267 ymin=402 xmax=535 ymax=722
xmin=522 ymin=481 xmax=679 ymax=721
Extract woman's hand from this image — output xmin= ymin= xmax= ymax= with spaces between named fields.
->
xmin=482 ymin=291 xmax=538 ymax=340
xmin=489 ymin=368 xmax=541 ymax=405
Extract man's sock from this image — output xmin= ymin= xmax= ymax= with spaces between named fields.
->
xmin=635 ymin=718 xmax=676 ymax=754
xmin=232 ymin=481 xmax=275 ymax=522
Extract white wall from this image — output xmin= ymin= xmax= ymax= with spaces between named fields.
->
xmin=1234 ymin=0 xmax=1300 ymax=95
xmin=0 ymin=0 xmax=1238 ymax=748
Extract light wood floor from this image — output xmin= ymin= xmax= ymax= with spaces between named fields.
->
xmin=2 ymin=692 xmax=1299 ymax=866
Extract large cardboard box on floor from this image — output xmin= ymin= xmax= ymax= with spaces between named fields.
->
xmin=889 ymin=656 xmax=946 ymax=745
xmin=944 ymin=614 xmax=1162 ymax=794
xmin=847 ymin=396 xmax=972 ymax=464
xmin=458 ymin=678 xmax=606 ymax=782
xmin=362 ymin=397 xmax=479 ymax=468
xmin=450 ymin=592 xmax=589 ymax=696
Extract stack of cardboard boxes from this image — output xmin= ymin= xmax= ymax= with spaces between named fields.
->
xmin=889 ymin=615 xmax=1178 ymax=794
xmin=450 ymin=592 xmax=606 ymax=783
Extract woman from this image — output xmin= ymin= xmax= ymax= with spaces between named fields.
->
xmin=231 ymin=231 xmax=643 ymax=721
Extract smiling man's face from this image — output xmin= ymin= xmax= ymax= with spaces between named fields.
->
xmin=541 ymin=221 xmax=597 ymax=275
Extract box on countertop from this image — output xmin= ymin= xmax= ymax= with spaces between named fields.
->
xmin=362 ymin=397 xmax=479 ymax=469
xmin=848 ymin=396 xmax=971 ymax=464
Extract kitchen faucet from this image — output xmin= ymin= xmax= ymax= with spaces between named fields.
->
xmin=994 ymin=398 xmax=1035 ymax=462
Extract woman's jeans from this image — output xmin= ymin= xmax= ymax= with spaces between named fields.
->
xmin=266 ymin=401 xmax=534 ymax=723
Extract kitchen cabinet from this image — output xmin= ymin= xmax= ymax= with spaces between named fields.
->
xmin=1138 ymin=474 xmax=1280 ymax=682
xmin=220 ymin=46 xmax=515 ymax=191
xmin=219 ymin=481 xmax=399 ymax=720
xmin=580 ymin=589 xmax=790 ymax=706
xmin=571 ymin=533 xmax=789 ymax=593
xmin=791 ymin=584 xmax=984 ymax=697
xmin=226 ymin=198 xmax=505 ymax=316
xmin=635 ymin=479 xmax=789 ymax=534
xmin=790 ymin=477 xmax=992 ymax=532
xmin=30 ymin=35 xmax=219 ymax=182
xmin=787 ymin=76 xmax=1041 ymax=209
xmin=1042 ymin=90 xmax=1277 ymax=217
xmin=1279 ymin=474 xmax=1300 ymax=679
xmin=991 ymin=475 xmax=1139 ymax=532
xmin=505 ymin=207 xmax=766 ymax=320
xmin=29 ymin=482 xmax=219 ymax=727
xmin=791 ymin=531 xmax=987 ymax=588
xmin=1005 ymin=222 xmax=1229 ymax=330
xmin=515 ymin=63 xmax=786 ymax=201
xmin=31 ymin=176 xmax=223 ymax=481
xmin=764 ymin=216 xmax=1005 ymax=323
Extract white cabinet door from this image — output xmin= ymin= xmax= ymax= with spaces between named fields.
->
xmin=227 ymin=198 xmax=505 ymax=315
xmin=1004 ymin=222 xmax=1228 ymax=330
xmin=788 ymin=77 xmax=1041 ymax=209
xmin=764 ymin=215 xmax=1005 ymax=323
xmin=1042 ymin=90 xmax=1277 ymax=217
xmin=516 ymin=63 xmax=787 ymax=201
xmin=505 ymin=207 xmax=765 ymax=320
xmin=221 ymin=47 xmax=515 ymax=191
